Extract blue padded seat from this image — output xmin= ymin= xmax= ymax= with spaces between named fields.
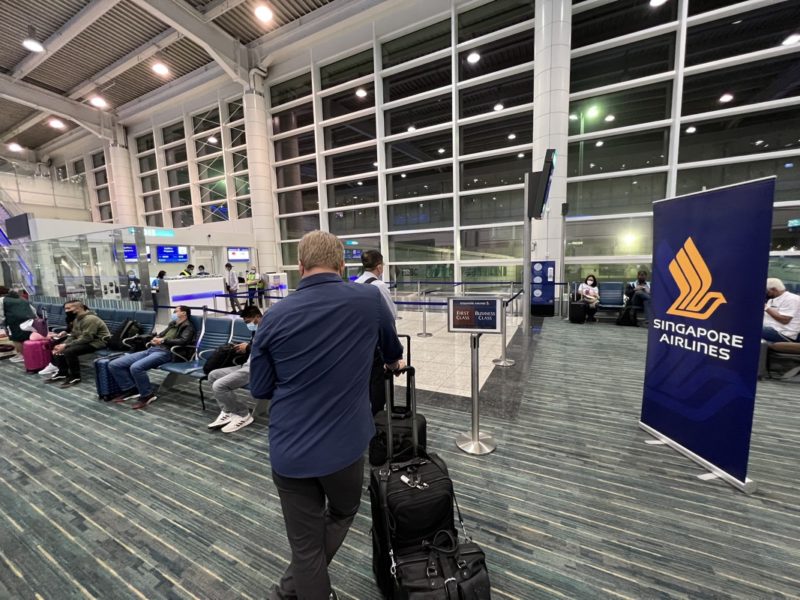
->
xmin=596 ymin=281 xmax=626 ymax=310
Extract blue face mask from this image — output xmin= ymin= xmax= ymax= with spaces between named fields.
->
xmin=246 ymin=322 xmax=258 ymax=332
xmin=170 ymin=313 xmax=179 ymax=322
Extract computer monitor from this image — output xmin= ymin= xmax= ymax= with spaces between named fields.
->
xmin=227 ymin=247 xmax=250 ymax=262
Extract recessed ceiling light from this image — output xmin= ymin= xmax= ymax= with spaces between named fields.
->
xmin=355 ymin=88 xmax=367 ymax=98
xmin=604 ymin=114 xmax=615 ymax=122
xmin=357 ymin=181 xmax=363 ymax=186
xmin=208 ymin=135 xmax=218 ymax=144
xmin=437 ymin=148 xmax=445 ymax=154
xmin=22 ymin=38 xmax=44 ymax=53
xmin=719 ymin=93 xmax=734 ymax=103
xmin=569 ymin=114 xmax=578 ymax=121
xmin=589 ymin=163 xmax=595 ymax=168
xmin=89 ymin=96 xmax=108 ymax=108
xmin=255 ymin=5 xmax=273 ymax=23
xmin=48 ymin=118 xmax=65 ymax=129
xmin=407 ymin=126 xmax=416 ymax=132
xmin=467 ymin=52 xmax=480 ymax=64
xmin=782 ymin=33 xmax=800 ymax=46
xmin=754 ymin=139 xmax=764 ymax=146
xmin=152 ymin=62 xmax=169 ymax=76
xmin=517 ymin=152 xmax=525 ymax=158
xmin=649 ymin=0 xmax=668 ymax=6
xmin=632 ymin=180 xmax=638 ymax=185
xmin=400 ymin=173 xmax=407 ymax=178
xmin=785 ymin=162 xmax=795 ymax=169
xmin=507 ymin=133 xmax=516 ymax=140
xmin=8 ymin=143 xmax=23 ymax=152
xmin=731 ymin=19 xmax=742 ymax=25
xmin=372 ymin=161 xmax=379 ymax=167
xmin=493 ymin=103 xmax=504 ymax=112
xmin=685 ymin=126 xmax=697 ymax=134
xmin=595 ymin=140 xmax=604 ymax=147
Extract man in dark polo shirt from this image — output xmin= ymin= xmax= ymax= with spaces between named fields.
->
xmin=250 ymin=230 xmax=403 ymax=600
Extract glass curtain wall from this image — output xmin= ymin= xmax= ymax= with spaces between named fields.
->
xmin=566 ymin=0 xmax=800 ymax=283
xmin=132 ymin=96 xmax=251 ymax=228
xmin=268 ymin=0 xmax=535 ymax=286
xmin=89 ymin=150 xmax=112 ymax=223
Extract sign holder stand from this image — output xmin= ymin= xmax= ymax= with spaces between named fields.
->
xmin=492 ymin=298 xmax=515 ymax=367
xmin=456 ymin=333 xmax=497 ymax=455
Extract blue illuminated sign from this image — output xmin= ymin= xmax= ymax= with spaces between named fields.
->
xmin=157 ymin=245 xmax=188 ymax=263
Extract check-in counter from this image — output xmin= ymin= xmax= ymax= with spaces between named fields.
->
xmin=157 ymin=276 xmax=226 ymax=319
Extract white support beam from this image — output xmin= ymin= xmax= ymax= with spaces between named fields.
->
xmin=202 ymin=0 xmax=248 ymax=22
xmin=0 ymin=74 xmax=111 ymax=140
xmin=130 ymin=0 xmax=250 ymax=85
xmin=12 ymin=0 xmax=123 ymax=80
xmin=0 ymin=113 xmax=49 ymax=144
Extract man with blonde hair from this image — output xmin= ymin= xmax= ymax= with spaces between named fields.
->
xmin=250 ymin=230 xmax=404 ymax=600
xmin=762 ymin=277 xmax=800 ymax=342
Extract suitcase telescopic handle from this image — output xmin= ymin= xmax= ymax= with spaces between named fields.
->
xmin=384 ymin=365 xmax=419 ymax=460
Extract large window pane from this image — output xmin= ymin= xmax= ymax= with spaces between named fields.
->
xmin=236 ymin=197 xmax=252 ymax=219
xmin=461 ymin=265 xmax=522 ymax=287
xmin=389 ymin=231 xmax=454 ymax=262
xmin=458 ymin=30 xmax=533 ymax=82
xmin=272 ymin=103 xmax=314 ymax=134
xmin=384 ymin=57 xmax=450 ymax=102
xmin=565 ymin=216 xmax=653 ymax=257
xmin=389 ymin=165 xmax=453 ymax=199
xmin=234 ymin=176 xmax=249 ymax=197
xmin=460 ymin=190 xmax=524 ymax=226
xmin=232 ymin=151 xmax=248 ymax=172
xmin=278 ymin=187 xmax=319 ymax=214
xmin=328 ymin=178 xmax=378 ymax=208
xmin=458 ymin=0 xmax=534 ymax=43
xmin=683 ymin=55 xmax=800 ymax=116
xmin=324 ymin=116 xmax=376 ymax=150
xmin=680 ymin=107 xmax=800 ymax=163
xmin=460 ymin=154 xmax=527 ymax=191
xmin=390 ymin=263 xmax=454 ymax=284
xmin=459 ymin=72 xmax=533 ymax=118
xmin=275 ymin=131 xmax=316 ymax=161
xmin=200 ymin=179 xmax=227 ymax=203
xmin=271 ymin=73 xmax=312 ymax=107
xmin=143 ymin=194 xmax=161 ymax=213
xmin=195 ymin=135 xmax=222 ymax=158
xmin=282 ymin=242 xmax=299 ymax=265
xmin=565 ymin=262 xmax=652 ymax=285
xmin=326 ymin=147 xmax=377 ymax=179
xmin=227 ymin=98 xmax=244 ymax=122
xmin=136 ymin=133 xmax=155 ymax=153
xmin=171 ymin=208 xmax=194 ymax=228
xmin=388 ymin=198 xmax=453 ymax=231
xmin=276 ymin=160 xmax=317 ymax=188
xmin=772 ymin=206 xmax=800 ymax=252
xmin=570 ymin=34 xmax=675 ymax=93
xmin=329 ymin=207 xmax=379 ymax=236
xmin=92 ymin=152 xmax=106 ymax=168
xmin=98 ymin=204 xmax=113 ymax=221
xmin=461 ymin=112 xmax=532 ymax=155
xmin=138 ymin=154 xmax=157 ymax=173
xmin=192 ymin=108 xmax=220 ymax=134
xmin=568 ymin=83 xmax=672 ymax=135
xmin=229 ymin=125 xmax=246 ymax=148
xmin=169 ymin=188 xmax=192 ymax=208
xmin=140 ymin=174 xmax=159 ymax=194
xmin=164 ymin=144 xmax=187 ymax=166
xmin=321 ymin=49 xmax=373 ymax=90
xmin=567 ymin=172 xmax=667 ymax=216
xmin=96 ymin=188 xmax=109 ymax=204
xmin=198 ymin=156 xmax=225 ymax=180
xmin=568 ymin=129 xmax=669 ymax=177
xmin=572 ymin=0 xmax=678 ymax=48
xmin=166 ymin=166 xmax=190 ymax=187
xmin=202 ymin=202 xmax=229 ymax=223
xmin=388 ymin=131 xmax=452 ymax=168
xmin=383 ymin=20 xmax=450 ymax=69
xmin=72 ymin=159 xmax=85 ymax=175
xmin=686 ymin=4 xmax=800 ymax=67
xmin=278 ymin=215 xmax=319 ymax=240
xmin=677 ymin=157 xmax=800 ymax=203
xmin=322 ymin=84 xmax=374 ymax=120
xmin=145 ymin=213 xmax=164 ymax=227
xmin=162 ymin=121 xmax=185 ymax=144
xmin=340 ymin=237 xmax=381 ymax=262
xmin=385 ymin=95 xmax=451 ymax=135
xmin=94 ymin=170 xmax=108 ymax=186
xmin=461 ymin=225 xmax=522 ymax=260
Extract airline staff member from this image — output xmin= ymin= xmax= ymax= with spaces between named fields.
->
xmin=179 ymin=264 xmax=195 ymax=278
xmin=245 ymin=266 xmax=260 ymax=307
xmin=225 ymin=263 xmax=242 ymax=313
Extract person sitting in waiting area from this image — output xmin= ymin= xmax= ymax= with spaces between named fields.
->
xmin=578 ymin=274 xmax=600 ymax=322
xmin=626 ymin=270 xmax=652 ymax=324
xmin=0 ymin=289 xmax=37 ymax=362
xmin=108 ymin=305 xmax=197 ymax=409
xmin=762 ymin=278 xmax=800 ymax=343
xmin=179 ymin=264 xmax=195 ymax=278
xmin=45 ymin=301 xmax=110 ymax=388
xmin=207 ymin=306 xmax=264 ymax=433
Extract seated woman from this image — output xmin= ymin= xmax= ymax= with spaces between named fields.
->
xmin=578 ymin=275 xmax=600 ymax=322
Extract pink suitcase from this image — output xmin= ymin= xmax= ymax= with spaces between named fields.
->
xmin=23 ymin=339 xmax=52 ymax=373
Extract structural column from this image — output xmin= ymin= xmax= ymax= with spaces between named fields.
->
xmin=531 ymin=0 xmax=571 ymax=279
xmin=105 ymin=130 xmax=138 ymax=226
xmin=244 ymin=76 xmax=278 ymax=272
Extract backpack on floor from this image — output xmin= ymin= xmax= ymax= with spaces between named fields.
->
xmin=615 ymin=306 xmax=638 ymax=327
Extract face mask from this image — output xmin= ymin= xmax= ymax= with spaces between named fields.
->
xmin=246 ymin=322 xmax=258 ymax=332
xmin=588 ymin=280 xmax=595 ymax=285
xmin=65 ymin=311 xmax=77 ymax=323
xmin=170 ymin=313 xmax=179 ymax=322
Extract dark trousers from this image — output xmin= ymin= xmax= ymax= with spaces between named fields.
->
xmin=631 ymin=290 xmax=652 ymax=322
xmin=247 ymin=288 xmax=256 ymax=307
xmin=52 ymin=342 xmax=96 ymax=379
xmin=271 ymin=456 xmax=365 ymax=600
xmin=369 ymin=347 xmax=386 ymax=415
xmin=227 ymin=288 xmax=241 ymax=312
xmin=257 ymin=289 xmax=265 ymax=308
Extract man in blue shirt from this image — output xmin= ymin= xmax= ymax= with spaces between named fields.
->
xmin=250 ymin=231 xmax=403 ymax=600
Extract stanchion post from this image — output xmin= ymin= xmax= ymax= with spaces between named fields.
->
xmin=492 ymin=299 xmax=515 ymax=367
xmin=417 ymin=291 xmax=433 ymax=338
xmin=393 ymin=284 xmax=402 ymax=320
xmin=457 ymin=333 xmax=496 ymax=455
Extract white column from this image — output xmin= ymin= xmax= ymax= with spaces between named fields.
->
xmin=105 ymin=140 xmax=138 ymax=226
xmin=244 ymin=79 xmax=278 ymax=272
xmin=531 ymin=0 xmax=571 ymax=272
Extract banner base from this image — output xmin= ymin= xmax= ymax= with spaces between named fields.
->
xmin=639 ymin=421 xmax=757 ymax=494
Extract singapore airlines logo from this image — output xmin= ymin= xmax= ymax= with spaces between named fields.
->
xmin=666 ymin=237 xmax=726 ymax=320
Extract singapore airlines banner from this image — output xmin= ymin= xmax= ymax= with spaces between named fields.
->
xmin=640 ymin=178 xmax=775 ymax=492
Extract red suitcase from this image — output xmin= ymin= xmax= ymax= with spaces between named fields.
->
xmin=23 ymin=339 xmax=52 ymax=373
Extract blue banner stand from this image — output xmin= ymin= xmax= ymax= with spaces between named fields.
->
xmin=639 ymin=178 xmax=775 ymax=494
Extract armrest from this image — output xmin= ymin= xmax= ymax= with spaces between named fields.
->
xmin=198 ymin=348 xmax=215 ymax=359
xmin=169 ymin=346 xmax=195 ymax=362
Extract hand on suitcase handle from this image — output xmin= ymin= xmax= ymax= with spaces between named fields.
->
xmin=385 ymin=363 xmax=412 ymax=377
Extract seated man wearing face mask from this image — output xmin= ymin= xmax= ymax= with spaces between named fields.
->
xmin=107 ymin=305 xmax=197 ymax=409
xmin=206 ymin=306 xmax=263 ymax=433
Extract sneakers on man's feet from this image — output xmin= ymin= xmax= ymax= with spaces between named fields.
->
xmin=208 ymin=411 xmax=234 ymax=429
xmin=132 ymin=393 xmax=157 ymax=410
xmin=39 ymin=363 xmax=58 ymax=377
xmin=9 ymin=355 xmax=24 ymax=363
xmin=44 ymin=374 xmax=67 ymax=384
xmin=221 ymin=412 xmax=254 ymax=433
xmin=60 ymin=378 xmax=81 ymax=388
xmin=110 ymin=390 xmax=139 ymax=403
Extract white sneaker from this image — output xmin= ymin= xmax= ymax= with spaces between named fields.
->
xmin=208 ymin=411 xmax=234 ymax=429
xmin=9 ymin=355 xmax=24 ymax=363
xmin=221 ymin=413 xmax=254 ymax=433
xmin=39 ymin=363 xmax=58 ymax=376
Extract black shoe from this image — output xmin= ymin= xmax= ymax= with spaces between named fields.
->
xmin=60 ymin=378 xmax=81 ymax=388
xmin=132 ymin=393 xmax=157 ymax=410
xmin=45 ymin=375 xmax=67 ymax=384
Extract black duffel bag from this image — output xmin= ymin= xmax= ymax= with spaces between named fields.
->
xmin=202 ymin=343 xmax=246 ymax=374
xmin=394 ymin=530 xmax=491 ymax=599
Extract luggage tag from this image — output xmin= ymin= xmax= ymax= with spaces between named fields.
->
xmin=400 ymin=473 xmax=429 ymax=490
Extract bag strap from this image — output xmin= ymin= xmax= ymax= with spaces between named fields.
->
xmin=364 ymin=276 xmax=378 ymax=284
xmin=378 ymin=469 xmax=398 ymax=580
xmin=426 ymin=454 xmax=470 ymax=542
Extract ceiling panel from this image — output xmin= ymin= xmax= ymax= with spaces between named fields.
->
xmin=0 ymin=99 xmax=37 ymax=133
xmin=13 ymin=118 xmax=79 ymax=150
xmin=0 ymin=0 xmax=91 ymax=73
xmin=213 ymin=0 xmax=334 ymax=45
xmin=25 ymin=0 xmax=169 ymax=95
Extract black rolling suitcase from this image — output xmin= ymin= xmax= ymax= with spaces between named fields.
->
xmin=569 ymin=301 xmax=587 ymax=324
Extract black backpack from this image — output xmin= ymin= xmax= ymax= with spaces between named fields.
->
xmin=202 ymin=343 xmax=247 ymax=374
xmin=616 ymin=306 xmax=638 ymax=327
xmin=106 ymin=318 xmax=141 ymax=351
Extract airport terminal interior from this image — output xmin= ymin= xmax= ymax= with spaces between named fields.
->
xmin=1 ymin=0 xmax=799 ymax=598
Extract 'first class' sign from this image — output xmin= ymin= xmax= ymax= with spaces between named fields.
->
xmin=447 ymin=297 xmax=503 ymax=334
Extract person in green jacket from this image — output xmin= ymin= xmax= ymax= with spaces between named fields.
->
xmin=0 ymin=289 xmax=37 ymax=362
xmin=46 ymin=301 xmax=110 ymax=387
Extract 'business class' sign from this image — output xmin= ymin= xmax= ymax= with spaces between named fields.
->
xmin=447 ymin=298 xmax=503 ymax=334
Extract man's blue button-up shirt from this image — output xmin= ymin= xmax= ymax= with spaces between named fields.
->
xmin=250 ymin=272 xmax=404 ymax=478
